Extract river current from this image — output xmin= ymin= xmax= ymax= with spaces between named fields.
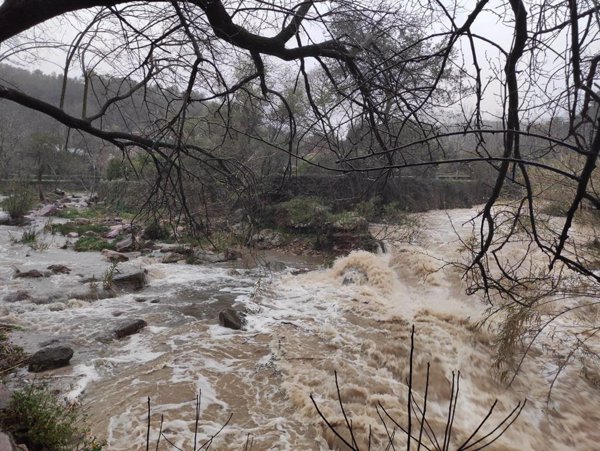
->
xmin=0 ymin=208 xmax=598 ymax=450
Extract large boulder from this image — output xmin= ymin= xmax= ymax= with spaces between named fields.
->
xmin=218 ymin=309 xmax=246 ymax=330
xmin=105 ymin=223 xmax=130 ymax=239
xmin=112 ymin=269 xmax=147 ymax=290
xmin=28 ymin=346 xmax=73 ymax=372
xmin=116 ymin=236 xmax=135 ymax=252
xmin=113 ymin=319 xmax=147 ymax=338
xmin=38 ymin=204 xmax=58 ymax=217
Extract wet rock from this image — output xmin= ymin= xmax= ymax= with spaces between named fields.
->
xmin=54 ymin=188 xmax=65 ymax=196
xmin=28 ymin=346 xmax=73 ymax=372
xmin=218 ymin=308 xmax=245 ymax=330
xmin=156 ymin=243 xmax=193 ymax=254
xmin=116 ymin=236 xmax=135 ymax=252
xmin=38 ymin=204 xmax=58 ymax=217
xmin=252 ymin=229 xmax=285 ymax=249
xmin=47 ymin=264 xmax=71 ymax=274
xmin=14 ymin=269 xmax=50 ymax=279
xmin=134 ymin=297 xmax=147 ymax=303
xmin=102 ymin=249 xmax=129 ymax=263
xmin=113 ymin=319 xmax=147 ymax=338
xmin=105 ymin=223 xmax=129 ymax=239
xmin=112 ymin=311 xmax=124 ymax=317
xmin=3 ymin=291 xmax=31 ymax=303
xmin=112 ymin=270 xmax=147 ymax=290
xmin=150 ymin=299 xmax=160 ymax=304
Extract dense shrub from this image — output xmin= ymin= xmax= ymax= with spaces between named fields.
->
xmin=1 ymin=189 xmax=34 ymax=222
xmin=74 ymin=236 xmax=115 ymax=252
xmin=0 ymin=385 xmax=104 ymax=451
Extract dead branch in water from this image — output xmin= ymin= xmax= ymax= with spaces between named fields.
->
xmin=145 ymin=391 xmax=236 ymax=451
xmin=311 ymin=325 xmax=526 ymax=450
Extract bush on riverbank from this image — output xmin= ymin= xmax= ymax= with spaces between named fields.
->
xmin=0 ymin=189 xmax=34 ymax=224
xmin=74 ymin=236 xmax=115 ymax=252
xmin=0 ymin=385 xmax=104 ymax=451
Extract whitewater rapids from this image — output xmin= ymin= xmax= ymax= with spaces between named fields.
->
xmin=1 ymin=208 xmax=598 ymax=449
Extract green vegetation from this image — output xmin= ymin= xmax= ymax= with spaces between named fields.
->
xmin=0 ymin=385 xmax=104 ymax=451
xmin=104 ymin=158 xmax=132 ymax=181
xmin=352 ymin=198 xmax=379 ymax=221
xmin=273 ymin=196 xmax=331 ymax=231
xmin=48 ymin=221 xmax=109 ymax=236
xmin=1 ymin=189 xmax=34 ymax=223
xmin=74 ymin=236 xmax=115 ymax=252
xmin=0 ymin=325 xmax=26 ymax=374
xmin=17 ymin=227 xmax=37 ymax=244
xmin=141 ymin=221 xmax=169 ymax=240
xmin=102 ymin=262 xmax=119 ymax=290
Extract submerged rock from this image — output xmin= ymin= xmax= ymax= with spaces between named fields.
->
xmin=28 ymin=346 xmax=73 ymax=372
xmin=218 ymin=308 xmax=246 ymax=330
xmin=69 ymin=286 xmax=115 ymax=301
xmin=47 ymin=264 xmax=71 ymax=274
xmin=3 ymin=291 xmax=31 ymax=303
xmin=113 ymin=319 xmax=147 ymax=338
xmin=14 ymin=269 xmax=50 ymax=279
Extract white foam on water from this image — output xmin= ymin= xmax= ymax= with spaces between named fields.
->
xmin=66 ymin=363 xmax=101 ymax=401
